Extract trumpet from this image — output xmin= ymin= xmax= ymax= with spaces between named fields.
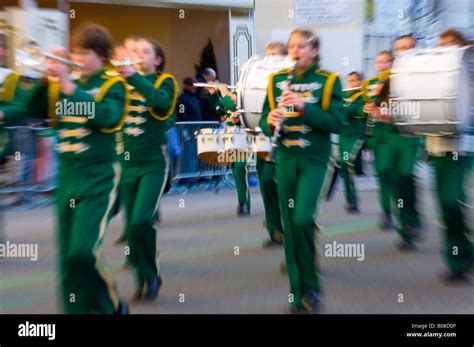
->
xmin=193 ymin=82 xmax=237 ymax=89
xmin=110 ymin=59 xmax=143 ymax=67
xmin=342 ymin=86 xmax=362 ymax=93
xmin=19 ymin=39 xmax=84 ymax=69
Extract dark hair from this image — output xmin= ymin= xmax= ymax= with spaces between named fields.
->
xmin=378 ymin=50 xmax=394 ymax=62
xmin=72 ymin=23 xmax=113 ymax=62
xmin=289 ymin=28 xmax=320 ymax=64
xmin=348 ymin=71 xmax=362 ymax=80
xmin=440 ymin=29 xmax=468 ymax=47
xmin=183 ymin=76 xmax=196 ymax=86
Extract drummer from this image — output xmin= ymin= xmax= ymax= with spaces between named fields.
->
xmin=425 ymin=29 xmax=472 ymax=282
xmin=367 ymin=35 xmax=423 ymax=251
xmin=208 ymin=84 xmax=251 ymax=216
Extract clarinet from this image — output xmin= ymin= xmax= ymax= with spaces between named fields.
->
xmin=266 ymin=64 xmax=297 ymax=163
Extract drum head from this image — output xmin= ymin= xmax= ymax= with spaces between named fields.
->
xmin=238 ymin=56 xmax=294 ymax=129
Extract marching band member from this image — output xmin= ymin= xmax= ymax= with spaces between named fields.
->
xmin=261 ymin=29 xmax=347 ymax=313
xmin=259 ymin=42 xmax=287 ymax=248
xmin=367 ymin=35 xmax=423 ymax=251
xmin=0 ymin=23 xmax=129 ymax=314
xmin=427 ymin=29 xmax=472 ymax=282
xmin=362 ymin=50 xmax=395 ymax=230
xmin=339 ymin=71 xmax=367 ymax=213
xmin=115 ymin=37 xmax=178 ymax=300
xmin=208 ymin=83 xmax=251 ymax=216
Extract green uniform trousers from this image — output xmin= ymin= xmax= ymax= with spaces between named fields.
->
xmin=431 ymin=154 xmax=472 ymax=273
xmin=256 ymin=157 xmax=282 ymax=239
xmin=338 ymin=135 xmax=364 ymax=204
xmin=368 ymin=132 xmax=393 ymax=215
xmin=276 ymin=151 xmax=329 ymax=309
xmin=121 ymin=149 xmax=168 ymax=290
xmin=56 ymin=161 xmax=121 ymax=314
xmin=232 ymin=160 xmax=250 ymax=210
xmin=385 ymin=133 xmax=421 ymax=239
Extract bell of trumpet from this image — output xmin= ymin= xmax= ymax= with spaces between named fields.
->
xmin=110 ymin=59 xmax=142 ymax=67
xmin=16 ymin=39 xmax=82 ymax=80
xmin=17 ymin=38 xmax=84 ymax=69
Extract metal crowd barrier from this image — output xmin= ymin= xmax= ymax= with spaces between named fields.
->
xmin=0 ymin=125 xmax=56 ymax=211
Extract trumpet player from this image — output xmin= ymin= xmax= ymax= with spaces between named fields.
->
xmin=0 ymin=23 xmax=129 ymax=314
xmin=339 ymin=71 xmax=367 ymax=213
xmin=260 ymin=29 xmax=347 ymax=313
xmin=362 ymin=50 xmax=395 ymax=230
xmin=114 ymin=37 xmax=178 ymax=301
xmin=208 ymin=82 xmax=251 ymax=216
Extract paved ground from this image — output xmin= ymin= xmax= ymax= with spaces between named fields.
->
xmin=0 ymin=165 xmax=473 ymax=314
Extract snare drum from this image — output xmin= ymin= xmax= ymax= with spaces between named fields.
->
xmin=390 ymin=46 xmax=472 ymax=135
xmin=250 ymin=131 xmax=271 ymax=159
xmin=195 ymin=128 xmax=224 ymax=165
xmin=222 ymin=127 xmax=251 ymax=163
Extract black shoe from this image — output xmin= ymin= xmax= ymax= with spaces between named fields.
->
xmin=143 ymin=275 xmax=163 ymax=301
xmin=262 ymin=238 xmax=283 ymax=249
xmin=302 ymin=289 xmax=322 ymax=314
xmin=439 ymin=271 xmax=469 ymax=285
xmin=115 ymin=234 xmax=127 ymax=245
xmin=115 ymin=299 xmax=129 ymax=314
xmin=237 ymin=204 xmax=250 ymax=216
xmin=345 ymin=199 xmax=360 ymax=214
xmin=378 ymin=212 xmax=393 ymax=230
xmin=406 ymin=226 xmax=424 ymax=242
xmin=396 ymin=239 xmax=417 ymax=252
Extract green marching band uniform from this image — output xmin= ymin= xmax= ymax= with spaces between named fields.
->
xmin=256 ymin=151 xmax=283 ymax=243
xmin=208 ymin=91 xmax=251 ymax=214
xmin=339 ymin=89 xmax=367 ymax=210
xmin=425 ymin=133 xmax=473 ymax=277
xmin=120 ymin=70 xmax=177 ymax=298
xmin=363 ymin=71 xmax=422 ymax=243
xmin=1 ymin=68 xmax=129 ymax=314
xmin=260 ymin=64 xmax=347 ymax=311
xmin=362 ymin=72 xmax=394 ymax=226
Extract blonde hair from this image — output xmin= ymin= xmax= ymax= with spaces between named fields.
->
xmin=288 ymin=28 xmax=320 ymax=63
xmin=265 ymin=42 xmax=287 ymax=55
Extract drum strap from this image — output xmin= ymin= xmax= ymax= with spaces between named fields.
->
xmin=321 ymin=73 xmax=339 ymax=112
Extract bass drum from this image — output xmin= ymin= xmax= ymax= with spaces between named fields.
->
xmin=237 ymin=55 xmax=294 ymax=129
xmin=390 ymin=46 xmax=472 ymax=135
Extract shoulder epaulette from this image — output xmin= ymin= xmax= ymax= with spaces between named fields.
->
xmin=315 ymin=69 xmax=332 ymax=77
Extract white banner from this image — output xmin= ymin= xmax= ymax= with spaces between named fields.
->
xmin=293 ymin=0 xmax=353 ymax=25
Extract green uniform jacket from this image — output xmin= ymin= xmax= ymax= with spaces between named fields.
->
xmin=208 ymin=91 xmax=238 ymax=126
xmin=260 ymin=64 xmax=347 ymax=161
xmin=2 ymin=68 xmax=128 ymax=166
xmin=121 ymin=71 xmax=178 ymax=166
xmin=342 ymin=91 xmax=367 ymax=140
